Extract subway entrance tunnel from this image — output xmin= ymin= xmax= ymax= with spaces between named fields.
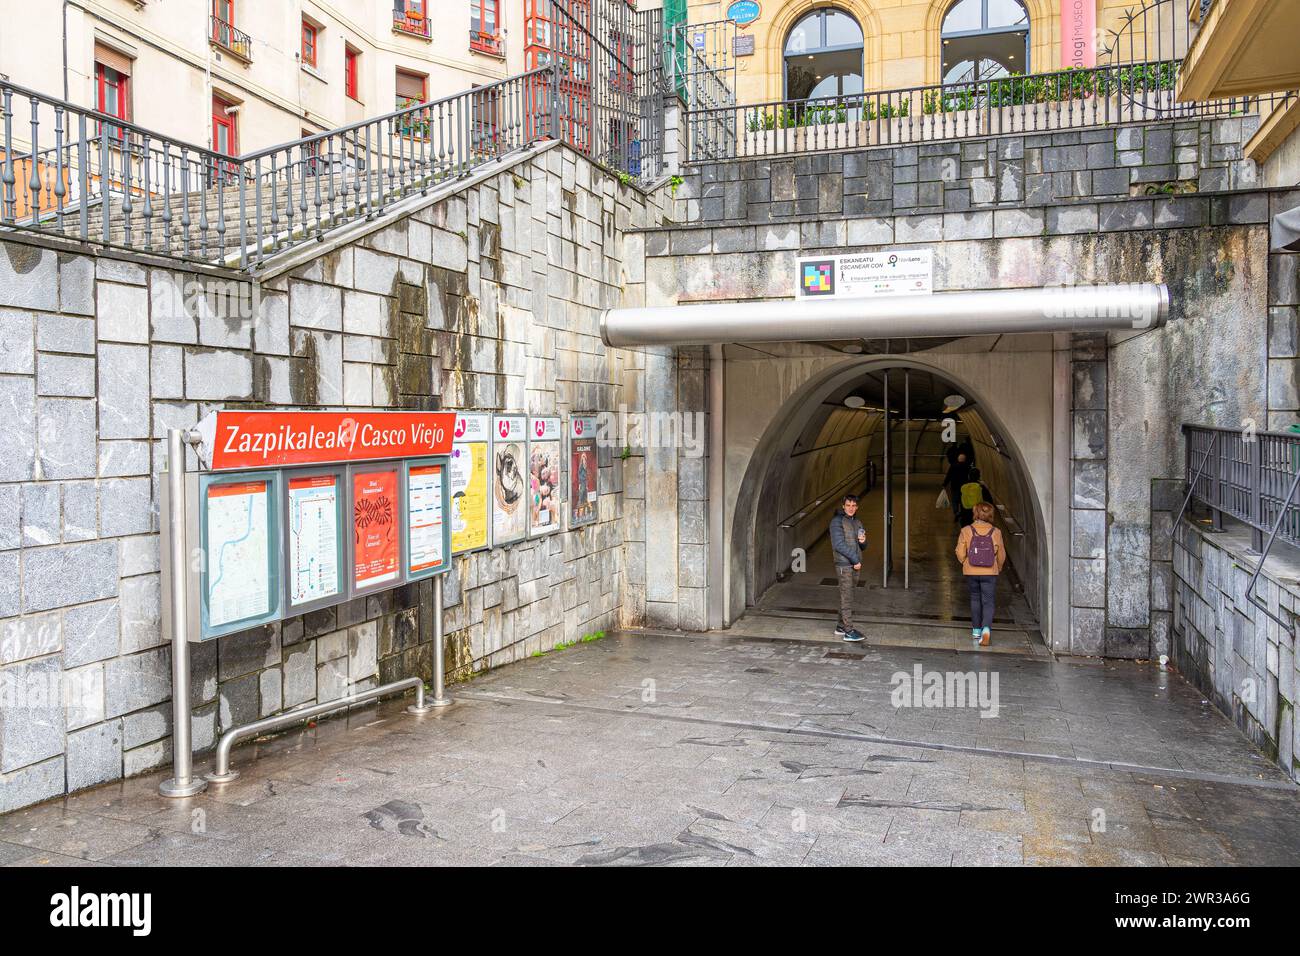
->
xmin=728 ymin=361 xmax=1044 ymax=651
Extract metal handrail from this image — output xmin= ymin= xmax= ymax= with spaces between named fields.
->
xmin=206 ymin=676 xmax=435 ymax=782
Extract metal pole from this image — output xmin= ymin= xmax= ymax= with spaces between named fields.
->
xmin=159 ymin=428 xmax=207 ymax=799
xmin=707 ymin=343 xmax=726 ymax=629
xmin=882 ymin=370 xmax=891 ymax=588
xmin=904 ymin=369 xmax=910 ymax=590
xmin=428 ymin=574 xmax=453 ymax=707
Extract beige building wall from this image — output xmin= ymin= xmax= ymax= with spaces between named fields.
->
xmin=683 ymin=0 xmax=1155 ymax=105
xmin=0 ymin=0 xmax=526 ymax=154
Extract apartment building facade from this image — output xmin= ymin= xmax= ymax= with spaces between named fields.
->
xmin=0 ymin=0 xmax=526 ymax=158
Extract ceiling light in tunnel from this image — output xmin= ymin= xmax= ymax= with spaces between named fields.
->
xmin=844 ymin=396 xmax=866 ymax=408
xmin=942 ymin=393 xmax=965 ymax=412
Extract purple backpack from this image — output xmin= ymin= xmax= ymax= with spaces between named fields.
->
xmin=967 ymin=525 xmax=996 ymax=568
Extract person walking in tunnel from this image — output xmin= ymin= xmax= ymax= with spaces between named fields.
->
xmin=955 ymin=501 xmax=1005 ymax=646
xmin=830 ymin=494 xmax=867 ymax=643
xmin=942 ymin=450 xmax=971 ymax=524
xmin=958 ymin=467 xmax=992 ymax=527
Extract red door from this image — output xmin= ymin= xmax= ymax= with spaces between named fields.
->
xmin=211 ymin=96 xmax=238 ymax=181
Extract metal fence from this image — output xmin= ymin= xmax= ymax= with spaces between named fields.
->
xmin=674 ymin=19 xmax=738 ymax=160
xmin=0 ymin=67 xmax=552 ymax=270
xmin=1180 ymin=424 xmax=1300 ymax=553
xmin=682 ymin=59 xmax=1292 ymax=161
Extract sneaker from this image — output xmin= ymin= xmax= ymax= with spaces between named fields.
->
xmin=979 ymin=627 xmax=991 ymax=647
xmin=834 ymin=625 xmax=849 ymax=637
xmin=843 ymin=629 xmax=865 ymax=643
xmin=971 ymin=628 xmax=981 ymax=640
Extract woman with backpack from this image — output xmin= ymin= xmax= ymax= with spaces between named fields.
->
xmin=954 ymin=501 xmax=1005 ymax=646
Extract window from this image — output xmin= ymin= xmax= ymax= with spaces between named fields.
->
xmin=395 ymin=68 xmax=427 ymax=113
xmin=212 ymin=94 xmax=238 ymax=156
xmin=783 ymin=8 xmax=864 ymax=101
xmin=302 ymin=19 xmax=318 ymax=68
xmin=94 ymin=43 xmax=132 ymax=139
xmin=214 ymin=0 xmax=233 ymax=26
xmin=393 ymin=0 xmax=431 ymax=37
xmin=940 ymin=0 xmax=1030 ymax=84
xmin=345 ymin=46 xmax=360 ymax=100
xmin=472 ymin=0 xmax=501 ymax=41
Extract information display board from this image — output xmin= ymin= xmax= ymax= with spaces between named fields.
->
xmin=350 ymin=464 xmax=404 ymax=595
xmin=405 ymin=458 xmax=451 ymax=579
xmin=492 ymin=414 xmax=528 ymax=546
xmin=568 ymin=414 xmax=599 ymax=529
xmin=198 ymin=471 xmax=282 ymax=639
xmin=284 ymin=469 xmax=346 ymax=615
xmin=450 ymin=413 xmax=492 ymax=554
xmin=528 ymin=416 xmax=563 ymax=537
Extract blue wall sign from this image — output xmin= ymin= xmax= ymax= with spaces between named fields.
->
xmin=726 ymin=0 xmax=761 ymax=28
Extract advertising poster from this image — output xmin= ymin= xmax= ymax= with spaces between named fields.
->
xmin=492 ymin=415 xmax=528 ymax=545
xmin=407 ymin=462 xmax=448 ymax=577
xmin=528 ymin=417 xmax=563 ymax=537
xmin=568 ymin=415 xmax=599 ymax=528
xmin=204 ymin=478 xmax=273 ymax=631
xmin=353 ymin=468 xmax=400 ymax=590
xmin=450 ymin=413 xmax=491 ymax=554
xmin=287 ymin=473 xmax=342 ymax=609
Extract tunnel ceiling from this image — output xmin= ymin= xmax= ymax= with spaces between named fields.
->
xmin=828 ymin=367 xmax=981 ymax=421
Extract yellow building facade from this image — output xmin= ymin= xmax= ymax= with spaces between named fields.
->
xmin=682 ymin=0 xmax=1169 ymax=106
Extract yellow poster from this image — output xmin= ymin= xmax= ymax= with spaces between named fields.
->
xmin=450 ymin=414 xmax=491 ymax=553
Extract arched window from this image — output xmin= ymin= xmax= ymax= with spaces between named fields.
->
xmin=940 ymin=0 xmax=1029 ymax=84
xmin=783 ymin=8 xmax=864 ymax=101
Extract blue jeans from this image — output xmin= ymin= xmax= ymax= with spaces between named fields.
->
xmin=965 ymin=575 xmax=997 ymax=630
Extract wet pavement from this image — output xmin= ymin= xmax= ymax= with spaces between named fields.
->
xmin=2 ymin=630 xmax=1298 ymax=867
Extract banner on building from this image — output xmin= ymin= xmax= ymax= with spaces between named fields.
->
xmin=492 ymin=415 xmax=528 ymax=545
xmin=450 ymin=413 xmax=491 ymax=554
xmin=569 ymin=415 xmax=600 ymax=528
xmin=528 ymin=417 xmax=564 ymax=537
xmin=795 ymin=250 xmax=933 ymax=299
xmin=1060 ymin=0 xmax=1096 ymax=69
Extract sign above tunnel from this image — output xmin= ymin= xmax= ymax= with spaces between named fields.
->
xmin=796 ymin=250 xmax=933 ymax=300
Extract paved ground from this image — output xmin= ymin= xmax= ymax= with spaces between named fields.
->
xmin=2 ymin=631 xmax=1298 ymax=867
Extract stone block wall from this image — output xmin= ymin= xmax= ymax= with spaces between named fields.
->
xmin=1172 ymin=520 xmax=1298 ymax=780
xmin=676 ymin=117 xmax=1263 ymax=225
xmin=0 ymin=143 xmax=679 ymax=813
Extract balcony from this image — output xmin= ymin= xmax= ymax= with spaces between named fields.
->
xmin=1177 ymin=0 xmax=1300 ymax=99
xmin=393 ymin=9 xmax=431 ymax=39
xmin=470 ymin=31 xmax=504 ymax=57
xmin=210 ymin=15 xmax=253 ymax=62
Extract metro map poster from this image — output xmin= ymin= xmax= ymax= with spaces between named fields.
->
xmin=286 ymin=472 xmax=343 ymax=611
xmin=200 ymin=473 xmax=280 ymax=638
xmin=352 ymin=467 xmax=401 ymax=591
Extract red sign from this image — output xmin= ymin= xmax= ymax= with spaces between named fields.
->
xmin=197 ymin=410 xmax=455 ymax=470
xmin=1060 ymin=0 xmax=1095 ymax=69
xmin=353 ymin=468 xmax=400 ymax=588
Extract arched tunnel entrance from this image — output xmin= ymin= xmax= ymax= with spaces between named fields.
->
xmin=729 ymin=358 xmax=1049 ymax=653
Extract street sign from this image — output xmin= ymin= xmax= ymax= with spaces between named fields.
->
xmin=194 ymin=410 xmax=455 ymax=470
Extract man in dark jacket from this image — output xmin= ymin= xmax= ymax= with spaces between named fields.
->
xmin=829 ymin=495 xmax=867 ymax=642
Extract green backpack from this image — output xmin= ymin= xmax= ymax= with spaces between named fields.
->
xmin=960 ymin=481 xmax=984 ymax=509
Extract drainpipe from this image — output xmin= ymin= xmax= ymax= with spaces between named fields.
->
xmin=707 ymin=343 xmax=725 ymax=628
xmin=62 ymin=0 xmax=70 ymax=101
xmin=600 ymin=284 xmax=1171 ymax=348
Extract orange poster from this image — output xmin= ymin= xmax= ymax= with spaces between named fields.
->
xmin=353 ymin=469 xmax=399 ymax=588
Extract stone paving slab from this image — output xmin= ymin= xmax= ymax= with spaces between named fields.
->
xmin=2 ymin=631 xmax=1298 ymax=867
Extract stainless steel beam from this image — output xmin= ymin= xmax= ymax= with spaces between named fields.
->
xmin=600 ymin=284 xmax=1170 ymax=348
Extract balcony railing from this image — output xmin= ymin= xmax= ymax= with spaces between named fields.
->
xmin=685 ymin=59 xmax=1292 ymax=161
xmin=471 ymin=30 xmax=504 ymax=56
xmin=210 ymin=15 xmax=253 ymax=61
xmin=393 ymin=10 xmax=431 ymax=38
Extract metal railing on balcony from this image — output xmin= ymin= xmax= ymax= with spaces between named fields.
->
xmin=0 ymin=67 xmax=552 ymax=271
xmin=684 ymin=59 xmax=1293 ymax=161
xmin=210 ymin=16 xmax=253 ymax=60
xmin=393 ymin=8 xmax=431 ymax=38
xmin=1179 ymin=424 xmax=1300 ymax=631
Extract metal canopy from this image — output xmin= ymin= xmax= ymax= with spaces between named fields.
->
xmin=600 ymin=284 xmax=1170 ymax=347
